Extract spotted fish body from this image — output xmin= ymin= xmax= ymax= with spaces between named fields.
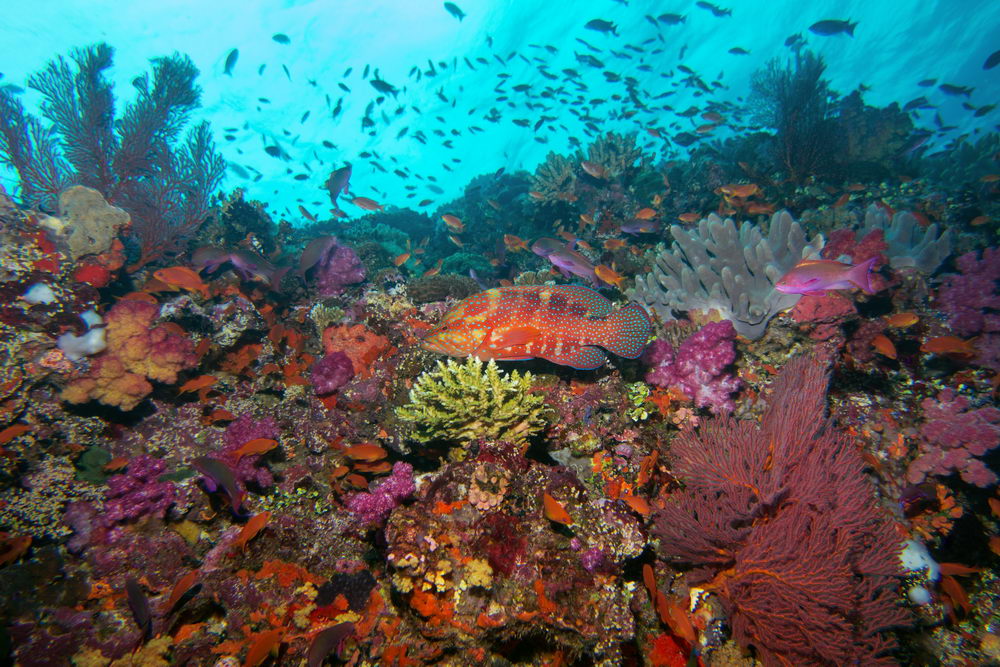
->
xmin=422 ymin=285 xmax=652 ymax=370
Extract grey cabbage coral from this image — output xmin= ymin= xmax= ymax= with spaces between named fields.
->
xmin=859 ymin=204 xmax=951 ymax=274
xmin=396 ymin=357 xmax=551 ymax=448
xmin=630 ymin=211 xmax=823 ymax=340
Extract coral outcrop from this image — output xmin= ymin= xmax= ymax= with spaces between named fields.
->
xmin=631 ymin=210 xmax=823 ymax=339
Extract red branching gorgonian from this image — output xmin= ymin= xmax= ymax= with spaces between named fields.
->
xmin=654 ymin=356 xmax=908 ymax=666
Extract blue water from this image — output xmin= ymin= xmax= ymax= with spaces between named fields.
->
xmin=1 ymin=0 xmax=998 ymax=220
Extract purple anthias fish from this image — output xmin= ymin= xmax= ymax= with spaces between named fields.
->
xmin=774 ymin=257 xmax=878 ymax=295
xmin=325 ymin=164 xmax=352 ymax=216
xmin=531 ymin=237 xmax=598 ymax=284
xmin=191 ymin=456 xmax=245 ymax=515
xmin=620 ymin=220 xmax=661 ymax=235
xmin=297 ymin=235 xmax=339 ymax=279
xmin=192 ymin=246 xmax=290 ymax=289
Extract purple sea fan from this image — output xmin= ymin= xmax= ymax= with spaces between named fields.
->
xmin=311 ymin=351 xmax=355 ymax=395
xmin=653 ymin=356 xmax=907 ymax=666
xmin=644 ymin=321 xmax=740 ymax=413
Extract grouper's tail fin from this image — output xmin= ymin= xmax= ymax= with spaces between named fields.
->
xmin=601 ymin=302 xmax=652 ymax=359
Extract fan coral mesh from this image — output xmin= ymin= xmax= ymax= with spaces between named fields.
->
xmin=630 ymin=210 xmax=823 ymax=339
xmin=859 ymin=204 xmax=951 ymax=273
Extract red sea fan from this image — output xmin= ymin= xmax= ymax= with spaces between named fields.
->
xmin=0 ymin=43 xmax=225 ymax=270
xmin=653 ymin=356 xmax=907 ymax=666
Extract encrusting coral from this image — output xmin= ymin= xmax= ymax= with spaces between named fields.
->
xmin=61 ymin=297 xmax=197 ymax=410
xmin=396 ymin=357 xmax=551 ymax=448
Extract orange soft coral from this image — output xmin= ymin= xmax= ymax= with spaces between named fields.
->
xmin=61 ymin=298 xmax=197 ymax=410
xmin=322 ymin=324 xmax=392 ymax=377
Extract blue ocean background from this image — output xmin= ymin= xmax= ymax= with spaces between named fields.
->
xmin=2 ymin=0 xmax=997 ymax=220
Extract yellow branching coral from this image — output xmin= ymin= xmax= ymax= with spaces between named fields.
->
xmin=396 ymin=358 xmax=551 ymax=448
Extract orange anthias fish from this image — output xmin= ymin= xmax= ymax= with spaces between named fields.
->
xmin=152 ymin=267 xmax=210 ymax=298
xmin=422 ymin=285 xmax=652 ymax=370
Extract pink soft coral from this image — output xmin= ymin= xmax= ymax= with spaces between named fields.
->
xmin=907 ymin=389 xmax=1000 ymax=487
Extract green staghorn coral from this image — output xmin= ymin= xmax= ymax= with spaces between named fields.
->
xmin=396 ymin=357 xmax=551 ymax=448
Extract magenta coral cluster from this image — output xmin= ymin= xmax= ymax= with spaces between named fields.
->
xmin=936 ymin=247 xmax=1000 ymax=372
xmin=102 ymin=455 xmax=176 ymax=526
xmin=311 ymin=351 xmax=355 ymax=395
xmin=219 ymin=414 xmax=277 ymax=488
xmin=316 ymin=242 xmax=366 ymax=296
xmin=345 ymin=462 xmax=415 ymax=527
xmin=907 ymin=389 xmax=1000 ymax=488
xmin=643 ymin=321 xmax=740 ymax=413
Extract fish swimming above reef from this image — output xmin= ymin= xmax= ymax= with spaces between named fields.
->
xmin=774 ymin=257 xmax=878 ymax=295
xmin=809 ymin=19 xmax=857 ymax=37
xmin=443 ymin=2 xmax=465 ymax=20
xmin=422 ymin=285 xmax=652 ymax=370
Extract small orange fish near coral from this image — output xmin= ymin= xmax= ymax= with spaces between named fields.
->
xmin=920 ymin=336 xmax=976 ymax=356
xmin=871 ymin=334 xmax=897 ymax=359
xmin=441 ymin=214 xmax=464 ymax=232
xmin=634 ymin=207 xmax=657 ymax=220
xmin=677 ymin=212 xmax=701 ymax=223
xmin=350 ymin=197 xmax=384 ymax=211
xmin=232 ymin=511 xmax=271 ymax=552
xmin=152 ymin=266 xmax=210 ymax=298
xmin=393 ymin=252 xmax=410 ymax=267
xmin=595 ymin=264 xmax=625 ymax=288
xmin=504 ymin=234 xmax=528 ymax=252
xmin=448 ymin=234 xmax=463 ymax=247
xmin=886 ymin=312 xmax=919 ymax=328
xmin=178 ymin=375 xmax=218 ymax=394
xmin=0 ymin=424 xmax=29 ymax=445
xmin=543 ymin=493 xmax=573 ymax=525
xmin=343 ymin=443 xmax=387 ymax=462
xmin=233 ymin=438 xmax=278 ymax=462
xmin=580 ymin=160 xmax=608 ymax=179
xmin=603 ymin=239 xmax=627 ymax=251
xmin=720 ymin=183 xmax=759 ymax=198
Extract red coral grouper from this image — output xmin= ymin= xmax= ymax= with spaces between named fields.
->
xmin=422 ymin=285 xmax=652 ymax=370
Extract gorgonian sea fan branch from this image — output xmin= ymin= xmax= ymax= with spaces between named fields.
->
xmin=654 ymin=356 xmax=908 ymax=666
xmin=0 ymin=42 xmax=225 ymax=270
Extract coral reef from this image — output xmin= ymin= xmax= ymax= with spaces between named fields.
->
xmin=631 ymin=210 xmax=823 ymax=339
xmin=907 ymin=389 xmax=1000 ymax=488
xmin=396 ymin=358 xmax=551 ymax=449
xmin=859 ymin=204 xmax=952 ymax=273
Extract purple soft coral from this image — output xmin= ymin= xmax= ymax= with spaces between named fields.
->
xmin=345 ymin=462 xmax=415 ymax=527
xmin=102 ymin=455 xmax=176 ymax=526
xmin=311 ymin=351 xmax=355 ymax=395
xmin=315 ymin=242 xmax=366 ymax=296
xmin=219 ymin=414 xmax=277 ymax=489
xmin=907 ymin=389 xmax=1000 ymax=488
xmin=937 ymin=247 xmax=1000 ymax=373
xmin=644 ymin=321 xmax=741 ymax=413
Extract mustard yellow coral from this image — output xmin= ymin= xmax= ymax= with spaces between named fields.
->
xmin=61 ymin=298 xmax=196 ymax=410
